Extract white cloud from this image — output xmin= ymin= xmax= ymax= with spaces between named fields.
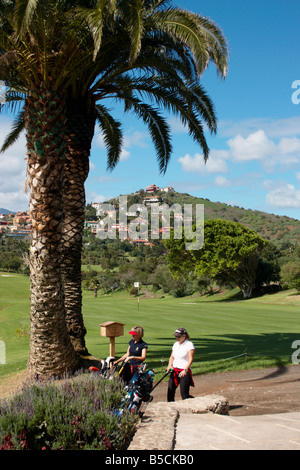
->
xmin=0 ymin=190 xmax=29 ymax=212
xmin=220 ymin=116 xmax=300 ymax=139
xmin=266 ymin=183 xmax=300 ymax=208
xmin=85 ymin=191 xmax=107 ymax=205
xmin=178 ymin=149 xmax=228 ymax=174
xmin=214 ymin=176 xmax=230 ymax=187
xmin=168 ymin=116 xmax=188 ymax=134
xmin=180 ymin=128 xmax=300 ymax=178
xmin=94 ymin=129 xmax=148 ymax=164
xmin=123 ymin=131 xmax=148 ymax=149
xmin=278 ymin=137 xmax=300 ymax=155
xmin=94 ymin=132 xmax=106 ymax=148
xmin=120 ymin=148 xmax=130 ymax=161
xmin=0 ymin=119 xmax=28 ymax=211
xmin=227 ymin=130 xmax=276 ymax=162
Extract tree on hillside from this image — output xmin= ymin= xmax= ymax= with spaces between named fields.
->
xmin=280 ymin=261 xmax=300 ymax=291
xmin=254 ymin=242 xmax=281 ymax=290
xmin=165 ymin=219 xmax=267 ymax=299
xmin=0 ymin=0 xmax=228 ymax=376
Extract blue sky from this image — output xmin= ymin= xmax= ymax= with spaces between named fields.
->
xmin=1 ymin=0 xmax=300 ymax=220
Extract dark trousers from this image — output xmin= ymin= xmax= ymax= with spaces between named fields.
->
xmin=120 ymin=363 xmax=132 ymax=384
xmin=167 ymin=371 xmax=192 ymax=402
xmin=120 ymin=363 xmax=139 ymax=384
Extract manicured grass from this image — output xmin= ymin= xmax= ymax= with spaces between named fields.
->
xmin=1 ymin=271 xmax=300 ymax=381
xmin=0 ymin=273 xmax=30 ymax=377
xmin=84 ymin=291 xmax=300 ymax=376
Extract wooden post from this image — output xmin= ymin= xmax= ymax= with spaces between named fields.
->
xmin=110 ymin=337 xmax=115 ymax=358
xmin=100 ymin=322 xmax=125 ymax=358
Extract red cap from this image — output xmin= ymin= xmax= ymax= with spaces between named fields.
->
xmin=128 ymin=330 xmax=138 ymax=335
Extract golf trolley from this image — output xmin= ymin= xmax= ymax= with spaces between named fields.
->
xmin=89 ymin=358 xmax=170 ymax=417
xmin=114 ymin=362 xmax=171 ymax=417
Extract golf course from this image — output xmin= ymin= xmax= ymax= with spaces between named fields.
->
xmin=1 ymin=271 xmax=300 ymax=381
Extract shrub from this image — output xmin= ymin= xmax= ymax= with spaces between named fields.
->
xmin=129 ymin=286 xmax=139 ymax=296
xmin=281 ymin=261 xmax=300 ymax=291
xmin=0 ymin=373 xmax=137 ymax=450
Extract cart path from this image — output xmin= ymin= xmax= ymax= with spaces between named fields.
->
xmin=150 ymin=365 xmax=300 ymax=416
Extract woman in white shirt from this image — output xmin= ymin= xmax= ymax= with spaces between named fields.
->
xmin=166 ymin=327 xmax=195 ymax=401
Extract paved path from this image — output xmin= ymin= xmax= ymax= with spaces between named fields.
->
xmin=175 ymin=411 xmax=300 ymax=450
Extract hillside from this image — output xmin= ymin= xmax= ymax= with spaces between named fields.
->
xmin=104 ymin=189 xmax=300 ymax=249
xmin=0 ymin=208 xmax=15 ymax=215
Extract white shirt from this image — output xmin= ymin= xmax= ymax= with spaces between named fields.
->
xmin=172 ymin=340 xmax=195 ymax=369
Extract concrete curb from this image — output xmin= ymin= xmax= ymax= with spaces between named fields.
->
xmin=128 ymin=395 xmax=229 ymax=451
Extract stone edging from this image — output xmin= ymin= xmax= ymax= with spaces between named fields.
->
xmin=128 ymin=395 xmax=229 ymax=451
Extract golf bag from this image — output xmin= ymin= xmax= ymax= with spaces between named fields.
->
xmin=88 ymin=356 xmax=115 ymax=378
xmin=89 ymin=358 xmax=170 ymax=417
xmin=114 ymin=363 xmax=155 ymax=417
xmin=114 ymin=364 xmax=171 ymax=417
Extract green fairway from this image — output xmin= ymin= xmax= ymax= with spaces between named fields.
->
xmin=0 ymin=273 xmax=30 ymax=377
xmin=1 ymin=272 xmax=300 ymax=380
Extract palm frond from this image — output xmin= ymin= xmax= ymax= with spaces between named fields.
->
xmin=150 ymin=7 xmax=228 ymax=77
xmin=122 ymin=93 xmax=172 ymax=174
xmin=0 ymin=89 xmax=26 ymax=115
xmin=75 ymin=0 xmax=107 ymax=61
xmin=0 ymin=108 xmax=25 ymax=153
xmin=95 ymin=103 xmax=123 ymax=170
xmin=125 ymin=0 xmax=144 ymax=64
xmin=14 ymin=0 xmax=39 ymax=38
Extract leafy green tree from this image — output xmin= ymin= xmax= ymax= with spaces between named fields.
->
xmin=165 ymin=219 xmax=267 ymax=299
xmin=255 ymin=242 xmax=281 ymax=290
xmin=280 ymin=262 xmax=300 ymax=291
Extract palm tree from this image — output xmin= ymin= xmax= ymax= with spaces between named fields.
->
xmin=1 ymin=0 xmax=228 ymax=374
xmin=59 ymin=0 xmax=229 ymax=352
xmin=0 ymin=0 xmax=93 ymax=375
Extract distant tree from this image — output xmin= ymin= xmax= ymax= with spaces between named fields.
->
xmin=85 ymin=205 xmax=98 ymax=221
xmin=165 ymin=219 xmax=267 ymax=299
xmin=255 ymin=243 xmax=281 ymax=289
xmin=280 ymin=262 xmax=300 ymax=291
xmin=91 ymin=277 xmax=100 ymax=297
xmin=149 ymin=264 xmax=174 ymax=293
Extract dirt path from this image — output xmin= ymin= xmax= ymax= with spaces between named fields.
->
xmin=150 ymin=365 xmax=300 ymax=416
xmin=1 ymin=365 xmax=300 ymax=417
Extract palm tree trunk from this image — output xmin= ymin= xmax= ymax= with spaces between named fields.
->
xmin=61 ymin=96 xmax=96 ymax=355
xmin=26 ymin=85 xmax=79 ymax=377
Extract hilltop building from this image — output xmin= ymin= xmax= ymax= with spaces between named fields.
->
xmin=145 ymin=184 xmax=159 ymax=193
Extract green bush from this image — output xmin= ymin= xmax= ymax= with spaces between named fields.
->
xmin=0 ymin=373 xmax=137 ymax=450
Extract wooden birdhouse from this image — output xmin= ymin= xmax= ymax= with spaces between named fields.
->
xmin=100 ymin=321 xmax=125 ymax=357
